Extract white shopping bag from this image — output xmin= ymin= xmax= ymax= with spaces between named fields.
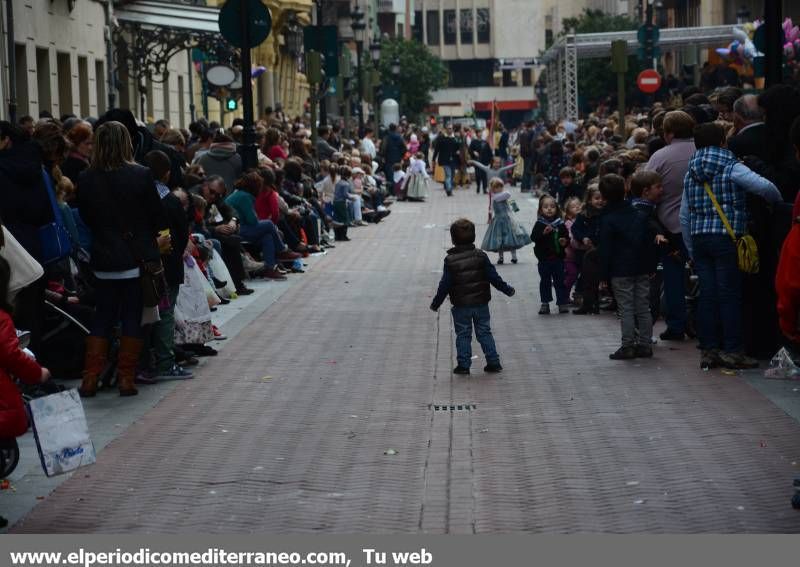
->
xmin=207 ymin=249 xmax=237 ymax=298
xmin=175 ymin=258 xmax=213 ymax=324
xmin=27 ymin=389 xmax=96 ymax=477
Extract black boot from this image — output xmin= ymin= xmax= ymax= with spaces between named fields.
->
xmin=334 ymin=226 xmax=350 ymax=241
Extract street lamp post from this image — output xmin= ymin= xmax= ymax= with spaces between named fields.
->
xmin=391 ymin=55 xmax=401 ymax=111
xmin=351 ymin=3 xmax=366 ymax=138
xmin=369 ymin=36 xmax=381 ymax=135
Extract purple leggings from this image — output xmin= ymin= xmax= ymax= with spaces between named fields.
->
xmin=564 ymin=260 xmax=579 ymax=296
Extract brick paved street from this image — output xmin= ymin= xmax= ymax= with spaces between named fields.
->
xmin=11 ymin=185 xmax=800 ymax=533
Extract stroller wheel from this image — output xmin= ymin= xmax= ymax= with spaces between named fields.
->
xmin=0 ymin=437 xmax=20 ymax=478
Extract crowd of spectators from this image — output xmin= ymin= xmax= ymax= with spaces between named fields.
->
xmin=0 ymin=106 xmax=406 ymax=400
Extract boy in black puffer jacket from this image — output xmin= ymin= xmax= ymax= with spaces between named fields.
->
xmin=598 ymin=174 xmax=656 ymax=360
xmin=431 ymin=219 xmax=516 ymax=375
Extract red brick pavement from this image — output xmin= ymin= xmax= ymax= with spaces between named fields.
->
xmin=13 ymin=186 xmax=800 ymax=533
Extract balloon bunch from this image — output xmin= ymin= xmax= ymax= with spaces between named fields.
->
xmin=784 ymin=18 xmax=800 ymax=68
xmin=716 ymin=22 xmax=763 ymax=64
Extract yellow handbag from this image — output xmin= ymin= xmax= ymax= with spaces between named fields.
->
xmin=703 ymin=182 xmax=759 ymax=274
xmin=434 ymin=164 xmax=445 ymax=183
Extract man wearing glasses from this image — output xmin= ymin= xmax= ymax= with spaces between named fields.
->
xmin=190 ymin=175 xmax=255 ymax=295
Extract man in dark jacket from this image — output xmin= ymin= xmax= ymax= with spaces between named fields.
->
xmin=598 ymin=174 xmax=654 ymax=360
xmin=432 ymin=125 xmax=460 ymax=196
xmin=727 ymin=95 xmax=767 ymax=161
xmin=431 ymin=218 xmax=515 ymax=374
xmin=469 ymin=135 xmax=493 ymax=194
xmin=381 ymin=123 xmax=407 ymax=183
xmin=518 ymin=121 xmax=534 ymax=191
xmin=189 ymin=175 xmax=253 ymax=295
xmin=316 ymin=126 xmax=337 ymax=162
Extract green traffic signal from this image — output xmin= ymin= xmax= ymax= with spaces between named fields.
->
xmin=226 ymin=98 xmax=238 ymax=111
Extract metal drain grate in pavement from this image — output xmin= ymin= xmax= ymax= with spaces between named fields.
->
xmin=429 ymin=404 xmax=476 ymax=411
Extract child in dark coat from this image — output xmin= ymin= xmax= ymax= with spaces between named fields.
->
xmin=531 ymin=195 xmax=569 ymax=314
xmin=598 ymin=174 xmax=656 ymax=360
xmin=431 ymin=218 xmax=516 ymax=375
xmin=630 ymin=169 xmax=669 ymax=319
xmin=570 ymin=186 xmax=606 ymax=314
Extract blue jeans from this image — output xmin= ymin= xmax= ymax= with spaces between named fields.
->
xmin=442 ymin=165 xmax=454 ymax=194
xmin=239 ymin=220 xmax=284 ymax=267
xmin=538 ymin=259 xmax=568 ymax=305
xmin=692 ymin=233 xmax=742 ymax=353
xmin=661 ymin=234 xmax=687 ymax=333
xmin=451 ymin=304 xmax=499 ymax=368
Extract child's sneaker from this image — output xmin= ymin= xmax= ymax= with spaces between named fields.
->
xmin=155 ymin=365 xmax=195 ymax=380
xmin=453 ymin=366 xmax=470 ymax=375
xmin=511 ymin=258 xmax=518 ymax=264
xmin=484 ymin=362 xmax=503 ymax=373
xmin=634 ymin=345 xmax=653 ymax=358
xmin=538 ymin=303 xmax=550 ymax=315
xmin=558 ymin=304 xmax=570 ymax=314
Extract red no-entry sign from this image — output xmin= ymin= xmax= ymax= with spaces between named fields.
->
xmin=637 ymin=69 xmax=662 ymax=94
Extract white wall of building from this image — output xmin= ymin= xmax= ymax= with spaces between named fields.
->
xmin=430 ymin=85 xmax=536 ymax=106
xmin=0 ymin=0 xmax=108 ymax=120
xmin=492 ymin=0 xmax=544 ymax=59
xmin=0 ymin=0 xmax=198 ymax=126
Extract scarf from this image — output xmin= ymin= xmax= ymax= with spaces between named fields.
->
xmin=536 ymin=216 xmax=564 ymax=227
xmin=631 ymin=198 xmax=656 ymax=210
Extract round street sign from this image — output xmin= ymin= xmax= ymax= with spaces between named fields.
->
xmin=205 ymin=64 xmax=236 ymax=87
xmin=219 ymin=0 xmax=272 ymax=49
xmin=637 ymin=69 xmax=662 ymax=94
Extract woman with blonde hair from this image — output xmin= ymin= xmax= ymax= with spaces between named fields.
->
xmin=76 ymin=121 xmax=167 ymax=397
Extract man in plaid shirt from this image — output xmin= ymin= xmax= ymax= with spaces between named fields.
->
xmin=679 ymin=123 xmax=782 ymax=370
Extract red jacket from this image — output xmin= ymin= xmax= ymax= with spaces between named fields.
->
xmin=777 ymin=226 xmax=800 ymax=341
xmin=775 ymin=194 xmax=800 ymax=342
xmin=0 ymin=310 xmax=43 ymax=438
xmin=255 ymin=189 xmax=280 ymax=224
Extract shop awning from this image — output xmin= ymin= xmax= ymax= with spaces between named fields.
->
xmin=114 ymin=0 xmax=221 ymax=34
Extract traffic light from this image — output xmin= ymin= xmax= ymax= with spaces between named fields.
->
xmin=637 ymin=24 xmax=661 ymax=63
xmin=226 ymin=97 xmax=238 ymax=111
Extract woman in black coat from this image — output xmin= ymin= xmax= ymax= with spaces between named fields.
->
xmin=76 ymin=121 xmax=166 ymax=398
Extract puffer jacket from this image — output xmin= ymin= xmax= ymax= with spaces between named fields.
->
xmin=444 ymin=245 xmax=491 ymax=307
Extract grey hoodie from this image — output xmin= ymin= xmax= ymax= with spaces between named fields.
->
xmin=197 ymin=142 xmax=243 ymax=191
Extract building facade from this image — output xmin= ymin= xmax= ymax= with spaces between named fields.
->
xmin=0 ymin=0 xmax=314 ymax=127
xmin=0 ymin=0 xmax=113 ymax=121
xmin=415 ymin=0 xmax=543 ymax=123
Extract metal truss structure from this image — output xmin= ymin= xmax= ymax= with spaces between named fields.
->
xmin=540 ymin=25 xmax=735 ymax=120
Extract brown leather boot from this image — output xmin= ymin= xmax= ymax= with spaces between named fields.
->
xmin=117 ymin=336 xmax=143 ymax=397
xmin=79 ymin=336 xmax=109 ymax=398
